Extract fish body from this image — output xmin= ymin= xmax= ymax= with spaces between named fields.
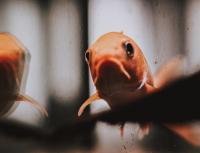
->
xmin=78 ymin=32 xmax=155 ymax=116
xmin=0 ymin=33 xmax=47 ymax=117
xmin=92 ymin=33 xmax=153 ymax=107
xmin=78 ymin=32 xmax=199 ymax=146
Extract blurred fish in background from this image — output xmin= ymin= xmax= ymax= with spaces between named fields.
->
xmin=0 ymin=0 xmax=89 ymax=128
xmin=0 ymin=33 xmax=48 ymax=118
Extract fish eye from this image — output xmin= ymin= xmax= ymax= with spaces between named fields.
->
xmin=124 ymin=42 xmax=134 ymax=57
xmin=85 ymin=51 xmax=90 ymax=62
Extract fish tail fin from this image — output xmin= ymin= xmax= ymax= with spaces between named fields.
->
xmin=78 ymin=92 xmax=100 ymax=117
xmin=16 ymin=94 xmax=48 ymax=117
xmin=165 ymin=123 xmax=200 ymax=146
xmin=155 ymin=55 xmax=185 ymax=88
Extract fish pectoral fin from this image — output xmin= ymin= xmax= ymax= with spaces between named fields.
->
xmin=78 ymin=92 xmax=100 ymax=117
xmin=16 ymin=94 xmax=48 ymax=117
xmin=120 ymin=122 xmax=126 ymax=138
xmin=138 ymin=123 xmax=151 ymax=140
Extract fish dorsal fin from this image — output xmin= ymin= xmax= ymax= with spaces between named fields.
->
xmin=78 ymin=92 xmax=100 ymax=117
xmin=16 ymin=94 xmax=48 ymax=117
xmin=154 ymin=55 xmax=184 ymax=88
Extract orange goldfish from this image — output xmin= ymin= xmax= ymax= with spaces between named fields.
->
xmin=78 ymin=32 xmax=200 ymax=146
xmin=0 ymin=33 xmax=47 ymax=117
xmin=78 ymin=32 xmax=156 ymax=116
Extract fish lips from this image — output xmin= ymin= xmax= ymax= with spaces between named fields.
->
xmin=92 ymin=57 xmax=132 ymax=96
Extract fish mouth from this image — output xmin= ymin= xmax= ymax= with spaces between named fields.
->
xmin=93 ymin=57 xmax=132 ymax=96
xmin=94 ymin=57 xmax=131 ymax=84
